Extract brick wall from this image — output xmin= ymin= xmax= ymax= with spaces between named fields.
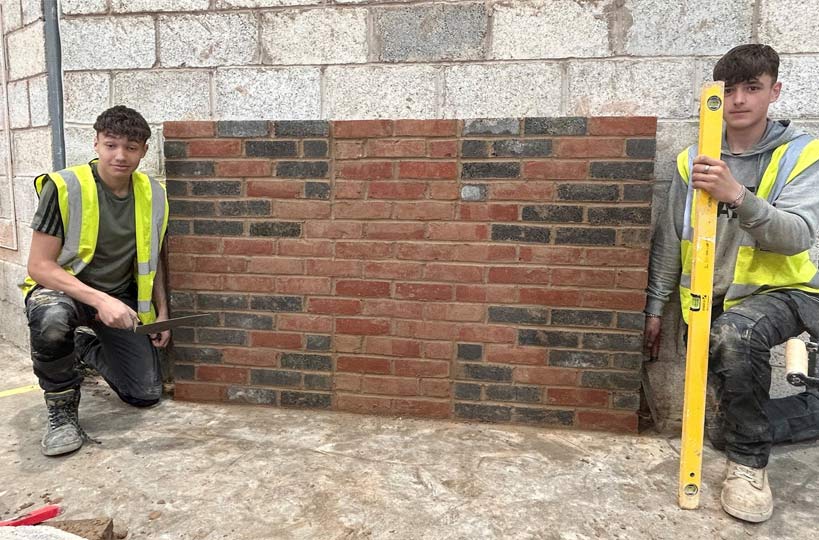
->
xmin=164 ymin=117 xmax=655 ymax=433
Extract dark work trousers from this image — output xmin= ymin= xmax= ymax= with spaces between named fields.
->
xmin=709 ymin=290 xmax=819 ymax=468
xmin=25 ymin=286 xmax=162 ymax=406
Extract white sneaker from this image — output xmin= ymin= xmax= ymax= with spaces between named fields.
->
xmin=720 ymin=460 xmax=773 ymax=523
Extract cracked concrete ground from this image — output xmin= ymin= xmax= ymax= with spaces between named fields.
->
xmin=1 ymin=339 xmax=817 ymax=540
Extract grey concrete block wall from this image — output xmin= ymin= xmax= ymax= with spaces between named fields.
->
xmin=2 ymin=0 xmax=819 ymax=422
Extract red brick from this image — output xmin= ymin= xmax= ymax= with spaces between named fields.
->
xmin=616 ymin=269 xmax=648 ymax=289
xmin=275 ymin=276 xmax=332 ymax=295
xmin=306 ymin=259 xmax=362 ymax=277
xmin=423 ymin=263 xmax=483 ymax=283
xmin=368 ymin=181 xmax=427 ymax=199
xmin=174 ymin=382 xmax=225 ymax=402
xmin=398 ymin=161 xmax=457 ymax=179
xmin=427 ymin=223 xmax=488 ymax=241
xmin=247 ymin=180 xmax=302 ymax=199
xmin=394 ymin=320 xmax=457 ymax=341
xmin=278 ymin=239 xmax=333 ymax=258
xmin=457 ymin=325 xmax=516 ymax=343
xmin=394 ymin=201 xmax=455 ymax=221
xmin=422 ymin=341 xmax=453 ymax=360
xmin=361 ymin=376 xmax=419 ymax=396
xmin=334 ymin=120 xmax=393 ymax=138
xmin=194 ymin=256 xmax=247 ymax=273
xmin=164 ymin=121 xmax=215 ymax=139
xmin=215 ymin=160 xmax=271 ymax=177
xmin=518 ymin=246 xmax=584 ymax=265
xmin=524 ymin=160 xmax=588 ymax=180
xmin=187 ymin=139 xmax=242 ymax=157
xmin=273 ymin=200 xmax=332 ymax=219
xmin=305 ymin=221 xmax=363 ymax=239
xmin=429 ymin=183 xmax=460 ymax=200
xmin=490 ymin=182 xmax=556 ymax=201
xmin=336 ymin=161 xmax=393 ymax=180
xmin=588 ymin=117 xmax=657 ymax=136
xmin=365 ymin=222 xmax=425 ymax=240
xmin=336 ymin=394 xmax=392 ymax=414
xmin=485 ymin=345 xmax=547 ymax=365
xmin=395 ymin=243 xmax=455 ymax=261
xmin=519 ymin=288 xmax=582 ymax=307
xmin=394 ymin=283 xmax=453 ymax=301
xmin=366 ymin=139 xmax=426 ymax=157
xmin=585 ymin=248 xmax=649 ymax=267
xmin=250 ymin=331 xmax=303 ymax=349
xmin=223 ymin=238 xmax=275 ymax=256
xmin=247 ymin=257 xmax=304 ymax=275
xmin=336 ymin=241 xmax=395 ymax=260
xmin=547 ymin=388 xmax=609 ymax=407
xmin=362 ymin=299 xmax=424 ymax=319
xmin=334 ymin=373 xmax=361 ymax=392
xmin=334 ymin=201 xmax=393 ymax=220
xmin=337 ymin=355 xmax=391 ymax=374
xmin=554 ymin=138 xmax=624 ymax=158
xmin=221 ymin=347 xmax=278 ymax=367
xmin=196 ymin=365 xmax=249 ymax=384
xmin=429 ymin=140 xmax=457 ymax=158
xmin=308 ymin=298 xmax=362 ymax=315
xmin=169 ymin=273 xmax=223 ymax=290
xmin=488 ymin=266 xmax=551 ymax=285
xmin=335 ymin=181 xmax=365 ymax=199
xmin=169 ymin=236 xmax=221 ymax=253
xmin=223 ymin=275 xmax=275 ymax=292
xmin=423 ymin=303 xmax=485 ymax=322
xmin=513 ymin=366 xmax=578 ymax=386
xmin=169 ymin=254 xmax=194 ymax=272
xmin=420 ymin=379 xmax=451 ymax=398
xmin=394 ymin=359 xmax=449 ymax=378
xmin=364 ymin=336 xmax=421 ymax=357
xmin=336 ymin=279 xmax=391 ymax=297
xmin=457 ymin=244 xmax=517 ymax=262
xmin=580 ymin=290 xmax=645 ymax=310
xmin=364 ymin=261 xmax=424 ymax=280
xmin=455 ymin=285 xmax=521 ymax=304
xmin=551 ymin=268 xmax=616 ymax=287
xmin=458 ymin=204 xmax=519 ymax=222
xmin=335 ymin=140 xmax=364 ymax=159
xmin=577 ymin=410 xmax=638 ymax=433
xmin=335 ymin=335 xmax=363 ymax=353
xmin=394 ymin=119 xmax=458 ymax=136
xmin=277 ymin=314 xmax=333 ymax=333
xmin=336 ymin=318 xmax=391 ymax=335
xmin=392 ymin=399 xmax=450 ymax=418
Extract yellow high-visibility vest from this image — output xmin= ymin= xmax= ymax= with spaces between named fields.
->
xmin=677 ymin=135 xmax=819 ymax=323
xmin=20 ymin=161 xmax=169 ymax=324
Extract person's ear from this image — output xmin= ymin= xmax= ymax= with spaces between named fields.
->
xmin=770 ymin=81 xmax=782 ymax=103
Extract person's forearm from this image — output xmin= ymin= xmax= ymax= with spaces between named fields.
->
xmin=28 ymin=259 xmax=109 ymax=310
xmin=152 ymin=255 xmax=169 ymax=319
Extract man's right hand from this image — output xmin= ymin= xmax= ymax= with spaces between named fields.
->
xmin=95 ymin=295 xmax=139 ymax=330
xmin=643 ymin=316 xmax=662 ymax=362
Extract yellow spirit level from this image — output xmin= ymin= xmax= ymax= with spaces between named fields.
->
xmin=679 ymin=81 xmax=724 ymax=509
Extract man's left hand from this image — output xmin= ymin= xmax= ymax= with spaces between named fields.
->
xmin=150 ymin=329 xmax=171 ymax=348
xmin=692 ymin=155 xmax=744 ymax=203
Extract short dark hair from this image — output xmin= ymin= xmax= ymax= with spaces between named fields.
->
xmin=93 ymin=105 xmax=151 ymax=143
xmin=713 ymin=44 xmax=779 ymax=86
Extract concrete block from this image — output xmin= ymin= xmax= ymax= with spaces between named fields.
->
xmin=112 ymin=0 xmax=209 ymax=11
xmin=160 ymin=13 xmax=257 ymax=67
xmin=567 ymin=59 xmax=695 ymax=118
xmin=324 ymin=65 xmax=438 ymax=119
xmin=113 ymin=70 xmax=211 ymax=123
xmin=654 ymin=119 xmax=697 ymax=183
xmin=44 ymin=518 xmax=114 ymax=540
xmin=0 ymin=137 xmax=8 ymax=177
xmin=463 ymin=118 xmax=519 ymax=135
xmin=64 ymin=72 xmax=110 ymax=124
xmin=7 ymin=80 xmax=30 ymax=129
xmin=759 ymin=0 xmax=819 ymax=52
xmin=29 ymin=75 xmax=49 ymax=127
xmin=0 ymin=178 xmax=11 ymax=218
xmin=261 ymin=8 xmax=367 ymax=65
xmin=443 ymin=63 xmax=562 ymax=119
xmin=2 ymin=0 xmax=22 ymax=32
xmin=12 ymin=128 xmax=52 ymax=176
xmin=794 ymin=120 xmax=819 ymax=139
xmin=61 ymin=0 xmax=108 ymax=15
xmin=215 ymin=0 xmax=320 ymax=6
xmin=13 ymin=174 xmax=38 ymax=224
xmin=625 ymin=0 xmax=753 ymax=56
xmin=7 ymin=22 xmax=46 ymax=81
xmin=215 ymin=68 xmax=321 ymax=120
xmin=21 ymin=0 xmax=41 ymax=24
xmin=492 ymin=0 xmax=608 ymax=59
xmin=0 ymin=84 xmax=5 ymax=127
xmin=775 ymin=56 xmax=819 ymax=118
xmin=61 ymin=17 xmax=156 ymax=71
xmin=374 ymin=3 xmax=487 ymax=62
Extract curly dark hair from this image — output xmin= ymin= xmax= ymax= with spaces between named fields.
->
xmin=93 ymin=105 xmax=151 ymax=143
xmin=713 ymin=44 xmax=779 ymax=87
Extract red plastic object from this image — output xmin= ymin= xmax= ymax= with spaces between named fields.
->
xmin=0 ymin=504 xmax=61 ymax=526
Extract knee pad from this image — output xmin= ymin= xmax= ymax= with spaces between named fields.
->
xmin=29 ymin=303 xmax=76 ymax=358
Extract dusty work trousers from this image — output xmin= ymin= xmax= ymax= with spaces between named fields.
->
xmin=25 ymin=286 xmax=162 ymax=406
xmin=709 ymin=290 xmax=819 ymax=468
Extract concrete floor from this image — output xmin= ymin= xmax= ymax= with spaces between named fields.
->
xmin=1 ymin=340 xmax=817 ymax=540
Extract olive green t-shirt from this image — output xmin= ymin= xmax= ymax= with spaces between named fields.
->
xmin=30 ymin=163 xmax=137 ymax=296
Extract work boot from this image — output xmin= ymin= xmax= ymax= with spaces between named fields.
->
xmin=720 ymin=460 xmax=773 ymax=523
xmin=41 ymin=388 xmax=83 ymax=457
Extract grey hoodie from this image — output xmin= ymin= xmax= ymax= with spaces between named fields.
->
xmin=646 ymin=120 xmax=819 ymax=316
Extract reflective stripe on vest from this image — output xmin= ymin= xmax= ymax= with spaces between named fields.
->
xmin=676 ymin=136 xmax=819 ymax=322
xmin=20 ymin=163 xmax=168 ymax=325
